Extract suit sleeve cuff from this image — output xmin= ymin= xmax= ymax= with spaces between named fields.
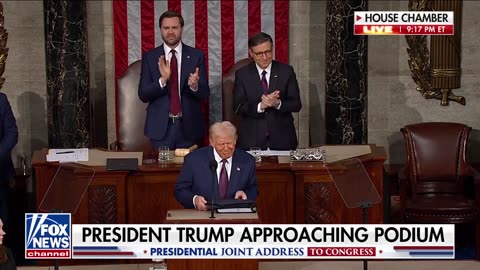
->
xmin=192 ymin=195 xmax=198 ymax=209
xmin=159 ymin=77 xmax=166 ymax=88
xmin=276 ymin=100 xmax=282 ymax=110
xmin=257 ymin=102 xmax=265 ymax=113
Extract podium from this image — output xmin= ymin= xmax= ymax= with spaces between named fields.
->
xmin=165 ymin=209 xmax=260 ymax=270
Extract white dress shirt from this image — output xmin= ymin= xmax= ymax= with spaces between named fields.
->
xmin=159 ymin=43 xmax=183 ymax=99
xmin=255 ymin=62 xmax=281 ymax=112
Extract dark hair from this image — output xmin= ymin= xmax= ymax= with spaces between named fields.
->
xmin=248 ymin=32 xmax=273 ymax=48
xmin=159 ymin=10 xmax=184 ymax=28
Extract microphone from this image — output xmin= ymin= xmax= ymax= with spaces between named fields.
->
xmin=209 ymin=159 xmax=218 ymax=218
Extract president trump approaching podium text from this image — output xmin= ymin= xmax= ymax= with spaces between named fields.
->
xmin=175 ymin=121 xmax=258 ymax=210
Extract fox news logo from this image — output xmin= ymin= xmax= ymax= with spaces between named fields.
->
xmin=25 ymin=213 xmax=71 ymax=259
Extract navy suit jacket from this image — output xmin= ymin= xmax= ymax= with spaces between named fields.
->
xmin=0 ymin=93 xmax=18 ymax=184
xmin=138 ymin=43 xmax=210 ymax=142
xmin=174 ymin=146 xmax=258 ymax=209
xmin=233 ymin=60 xmax=302 ymax=150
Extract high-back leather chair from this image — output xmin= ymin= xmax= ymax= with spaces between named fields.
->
xmin=222 ymin=57 xmax=253 ymax=127
xmin=110 ymin=60 xmax=151 ymax=153
xmin=400 ymin=122 xmax=480 ymax=257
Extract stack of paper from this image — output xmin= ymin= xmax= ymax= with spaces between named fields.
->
xmin=46 ymin=148 xmax=89 ymax=162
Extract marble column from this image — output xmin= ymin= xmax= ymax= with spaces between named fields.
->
xmin=325 ymin=0 xmax=368 ymax=144
xmin=44 ymin=0 xmax=90 ymax=148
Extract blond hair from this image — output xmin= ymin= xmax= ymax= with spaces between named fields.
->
xmin=209 ymin=121 xmax=237 ymax=140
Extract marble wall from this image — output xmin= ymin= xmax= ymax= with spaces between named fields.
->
xmin=290 ymin=1 xmax=326 ymax=147
xmin=44 ymin=0 xmax=90 ymax=148
xmin=3 ymin=0 xmax=480 ymax=166
xmin=2 ymin=1 xmax=48 ymax=168
xmin=86 ymin=0 xmax=113 ymax=148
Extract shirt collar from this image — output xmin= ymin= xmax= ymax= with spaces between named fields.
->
xmin=255 ymin=62 xmax=272 ymax=76
xmin=163 ymin=42 xmax=183 ymax=55
xmin=213 ymin=147 xmax=233 ymax=165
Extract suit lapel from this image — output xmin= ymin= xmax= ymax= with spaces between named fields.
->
xmin=180 ymin=43 xmax=191 ymax=93
xmin=248 ymin=63 xmax=265 ymax=96
xmin=227 ymin=152 xmax=242 ymax=197
xmin=269 ymin=61 xmax=279 ymax=92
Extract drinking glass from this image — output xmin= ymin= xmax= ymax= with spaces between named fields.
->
xmin=158 ymin=146 xmax=170 ymax=162
xmin=250 ymin=147 xmax=262 ymax=162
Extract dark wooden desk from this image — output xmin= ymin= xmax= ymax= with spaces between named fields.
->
xmin=32 ymin=145 xmax=386 ymax=225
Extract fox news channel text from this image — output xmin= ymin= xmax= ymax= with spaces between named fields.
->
xmin=25 ymin=213 xmax=71 ymax=259
xmin=25 ymin=213 xmax=455 ymax=260
xmin=354 ymin=11 xmax=454 ymax=35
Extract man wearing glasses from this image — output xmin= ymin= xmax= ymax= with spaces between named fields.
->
xmin=233 ymin=32 xmax=302 ymax=151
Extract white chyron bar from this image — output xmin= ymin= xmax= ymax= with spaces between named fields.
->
xmin=354 ymin=11 xmax=454 ymax=35
xmin=70 ymin=224 xmax=455 ymax=259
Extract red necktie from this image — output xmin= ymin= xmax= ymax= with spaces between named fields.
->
xmin=219 ymin=160 xmax=229 ymax=199
xmin=261 ymin=70 xmax=268 ymax=94
xmin=169 ymin=50 xmax=181 ymax=115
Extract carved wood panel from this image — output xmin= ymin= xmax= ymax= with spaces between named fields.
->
xmin=88 ymin=186 xmax=117 ymax=224
xmin=304 ymin=182 xmax=332 ymax=224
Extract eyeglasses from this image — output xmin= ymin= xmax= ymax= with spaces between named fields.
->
xmin=252 ymin=50 xmax=272 ymax=58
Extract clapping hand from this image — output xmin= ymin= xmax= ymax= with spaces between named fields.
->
xmin=158 ymin=55 xmax=171 ymax=84
xmin=260 ymin=90 xmax=280 ymax=109
xmin=188 ymin=67 xmax=200 ymax=90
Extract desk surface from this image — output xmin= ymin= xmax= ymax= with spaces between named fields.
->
xmin=32 ymin=145 xmax=385 ymax=171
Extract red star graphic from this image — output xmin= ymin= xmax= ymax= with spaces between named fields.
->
xmin=144 ymin=250 xmax=148 ymax=254
xmin=379 ymin=250 xmax=383 ymax=254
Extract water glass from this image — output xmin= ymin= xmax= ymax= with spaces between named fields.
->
xmin=250 ymin=147 xmax=262 ymax=162
xmin=158 ymin=146 xmax=170 ymax=162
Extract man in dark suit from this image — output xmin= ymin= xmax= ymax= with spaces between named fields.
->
xmin=234 ymin=32 xmax=302 ymax=150
xmin=0 ymin=93 xmax=18 ymax=224
xmin=175 ymin=121 xmax=258 ymax=210
xmin=139 ymin=10 xmax=209 ymax=150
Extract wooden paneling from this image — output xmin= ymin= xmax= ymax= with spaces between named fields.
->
xmin=128 ymin=172 xmax=183 ymax=224
xmin=32 ymin=146 xmax=386 ymax=227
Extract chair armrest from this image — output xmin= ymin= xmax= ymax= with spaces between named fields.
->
xmin=398 ymin=166 xmax=409 ymax=212
xmin=465 ymin=165 xmax=480 ymax=207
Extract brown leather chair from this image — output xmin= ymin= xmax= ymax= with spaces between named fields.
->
xmin=110 ymin=60 xmax=152 ymax=154
xmin=400 ymin=122 xmax=480 ymax=257
xmin=222 ymin=57 xmax=253 ymax=127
